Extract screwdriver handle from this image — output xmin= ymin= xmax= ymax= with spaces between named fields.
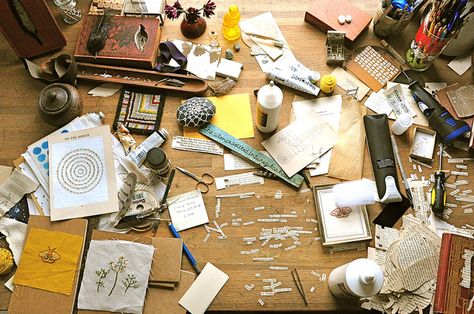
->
xmin=431 ymin=171 xmax=446 ymax=215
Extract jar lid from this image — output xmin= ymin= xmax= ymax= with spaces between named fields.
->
xmin=40 ymin=85 xmax=69 ymax=112
xmin=146 ymin=148 xmax=168 ymax=170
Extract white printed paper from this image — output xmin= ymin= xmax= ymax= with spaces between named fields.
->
xmin=364 ymin=91 xmax=393 ymax=116
xmin=448 ymin=54 xmax=472 ymax=76
xmin=172 ymin=136 xmax=224 ymax=155
xmin=215 ymin=172 xmax=264 ymax=190
xmin=25 ymin=113 xmax=103 ymax=193
xmin=223 ymin=152 xmax=269 ymax=171
xmin=51 ymin=136 xmax=108 ymax=209
xmin=48 ymin=126 xmax=118 ymax=221
xmin=292 ymin=95 xmax=342 ymax=176
xmin=386 ymin=82 xmax=429 ymax=127
xmin=262 ymin=111 xmax=338 ymax=177
xmin=168 ymin=190 xmax=209 ymax=232
xmin=179 ymin=262 xmax=229 ymax=314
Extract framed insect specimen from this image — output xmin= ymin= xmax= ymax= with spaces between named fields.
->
xmin=313 ymin=184 xmax=372 ymax=246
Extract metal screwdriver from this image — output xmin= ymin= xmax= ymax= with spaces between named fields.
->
xmin=431 ymin=143 xmax=446 ymax=215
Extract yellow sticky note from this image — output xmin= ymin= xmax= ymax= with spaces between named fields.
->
xmin=184 ymin=94 xmax=255 ymax=140
xmin=13 ymin=228 xmax=83 ymax=295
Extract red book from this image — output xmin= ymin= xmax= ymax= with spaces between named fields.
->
xmin=433 ymin=233 xmax=474 ymax=314
xmin=75 ymin=15 xmax=162 ymax=69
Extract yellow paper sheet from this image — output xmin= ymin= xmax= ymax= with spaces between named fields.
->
xmin=184 ymin=94 xmax=255 ymax=140
xmin=13 ymin=228 xmax=83 ymax=295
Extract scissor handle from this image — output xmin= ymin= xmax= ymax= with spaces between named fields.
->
xmin=200 ymin=173 xmax=214 ymax=185
xmin=196 ymin=182 xmax=210 ymax=194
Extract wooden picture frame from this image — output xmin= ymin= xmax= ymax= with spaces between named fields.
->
xmin=0 ymin=0 xmax=66 ymax=58
xmin=313 ymin=184 xmax=372 ymax=246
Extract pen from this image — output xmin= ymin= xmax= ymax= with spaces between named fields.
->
xmin=168 ymin=222 xmax=201 ymax=274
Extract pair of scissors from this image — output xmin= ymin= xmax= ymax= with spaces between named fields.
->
xmin=176 ymin=166 xmax=214 ymax=193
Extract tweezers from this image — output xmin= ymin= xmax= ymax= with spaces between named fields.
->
xmin=291 ymin=268 xmax=308 ymax=306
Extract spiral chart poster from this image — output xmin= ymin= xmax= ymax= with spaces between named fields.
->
xmin=48 ymin=126 xmax=118 ymax=221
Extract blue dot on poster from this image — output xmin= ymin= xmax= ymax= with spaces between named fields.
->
xmin=41 ymin=141 xmax=48 ymax=149
xmin=38 ymin=154 xmax=46 ymax=162
xmin=32 ymin=147 xmax=41 ymax=155
xmin=61 ymin=129 xmax=69 ymax=133
xmin=43 ymin=162 xmax=49 ymax=169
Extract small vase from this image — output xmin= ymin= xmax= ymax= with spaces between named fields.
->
xmin=180 ymin=16 xmax=207 ymax=39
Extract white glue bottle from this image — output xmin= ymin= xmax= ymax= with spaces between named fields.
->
xmin=327 ymin=258 xmax=383 ymax=299
xmin=256 ymin=80 xmax=283 ymax=133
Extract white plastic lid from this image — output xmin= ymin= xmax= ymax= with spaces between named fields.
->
xmin=345 ymin=258 xmax=383 ymax=298
xmin=398 ymin=113 xmax=413 ymax=127
xmin=257 ymin=80 xmax=283 ymax=109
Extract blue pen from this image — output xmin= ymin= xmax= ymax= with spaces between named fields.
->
xmin=168 ymin=223 xmax=201 ymax=274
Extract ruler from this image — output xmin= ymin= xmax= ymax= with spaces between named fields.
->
xmin=199 ymin=124 xmax=304 ymax=188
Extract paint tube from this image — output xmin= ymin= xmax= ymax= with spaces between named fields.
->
xmin=265 ymin=58 xmax=320 ymax=96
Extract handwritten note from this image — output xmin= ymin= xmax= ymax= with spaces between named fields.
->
xmin=168 ymin=190 xmax=209 ymax=232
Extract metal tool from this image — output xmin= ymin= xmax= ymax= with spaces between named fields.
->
xmin=390 ymin=135 xmax=413 ymax=205
xmin=291 ymin=268 xmax=308 ymax=306
xmin=409 ymin=80 xmax=471 ymax=143
xmin=115 ymin=169 xmax=175 ymax=232
xmin=431 ymin=143 xmax=447 ymax=215
xmin=176 ymin=166 xmax=214 ymax=193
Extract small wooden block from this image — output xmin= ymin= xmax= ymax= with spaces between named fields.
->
xmin=304 ymin=0 xmax=372 ymax=44
xmin=216 ymin=58 xmax=243 ymax=81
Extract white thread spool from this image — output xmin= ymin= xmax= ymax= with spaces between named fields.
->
xmin=256 ymin=81 xmax=283 ymax=133
xmin=327 ymin=258 xmax=383 ymax=299
xmin=391 ymin=113 xmax=413 ymax=135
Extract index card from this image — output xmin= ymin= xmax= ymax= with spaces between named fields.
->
xmin=168 ymin=190 xmax=209 ymax=232
xmin=179 ymin=263 xmax=229 ymax=314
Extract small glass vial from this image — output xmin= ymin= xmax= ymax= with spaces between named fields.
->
xmin=53 ymin=0 xmax=82 ymax=24
xmin=209 ymin=31 xmax=219 ymax=50
xmin=144 ymin=148 xmax=171 ymax=179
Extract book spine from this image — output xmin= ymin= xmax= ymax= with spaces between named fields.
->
xmin=433 ymin=233 xmax=453 ymax=314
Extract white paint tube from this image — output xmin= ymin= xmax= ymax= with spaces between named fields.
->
xmin=265 ymin=59 xmax=320 ymax=96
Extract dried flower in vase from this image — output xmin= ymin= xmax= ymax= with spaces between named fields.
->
xmin=165 ymin=0 xmax=216 ymax=23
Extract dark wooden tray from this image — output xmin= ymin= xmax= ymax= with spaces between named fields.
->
xmin=76 ymin=62 xmax=208 ymax=95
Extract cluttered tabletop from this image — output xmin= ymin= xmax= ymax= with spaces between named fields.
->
xmin=1 ymin=0 xmax=474 ymax=313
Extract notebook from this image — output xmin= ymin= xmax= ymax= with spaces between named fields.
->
xmin=8 ymin=216 xmax=88 ymax=314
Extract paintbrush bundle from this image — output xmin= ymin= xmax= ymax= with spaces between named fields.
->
xmin=75 ymin=15 xmax=162 ymax=69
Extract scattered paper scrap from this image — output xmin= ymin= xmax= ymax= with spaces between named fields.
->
xmin=172 ymin=136 xmax=224 ymax=155
xmin=215 ymin=172 xmax=264 ymax=190
xmin=448 ymin=54 xmax=472 ymax=76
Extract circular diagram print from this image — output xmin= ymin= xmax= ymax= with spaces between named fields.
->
xmin=57 ymin=148 xmax=104 ymax=194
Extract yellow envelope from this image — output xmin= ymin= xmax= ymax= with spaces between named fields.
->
xmin=13 ymin=228 xmax=83 ymax=295
xmin=183 ymin=94 xmax=255 ymax=140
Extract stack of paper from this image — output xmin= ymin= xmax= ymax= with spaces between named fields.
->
xmin=362 ymin=215 xmax=441 ymax=314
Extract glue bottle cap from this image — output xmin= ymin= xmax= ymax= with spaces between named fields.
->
xmin=359 ymin=270 xmax=376 ymax=285
xmin=258 ymin=80 xmax=283 ymax=109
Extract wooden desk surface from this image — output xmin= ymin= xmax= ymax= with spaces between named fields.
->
xmin=0 ymin=0 xmax=473 ymax=312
